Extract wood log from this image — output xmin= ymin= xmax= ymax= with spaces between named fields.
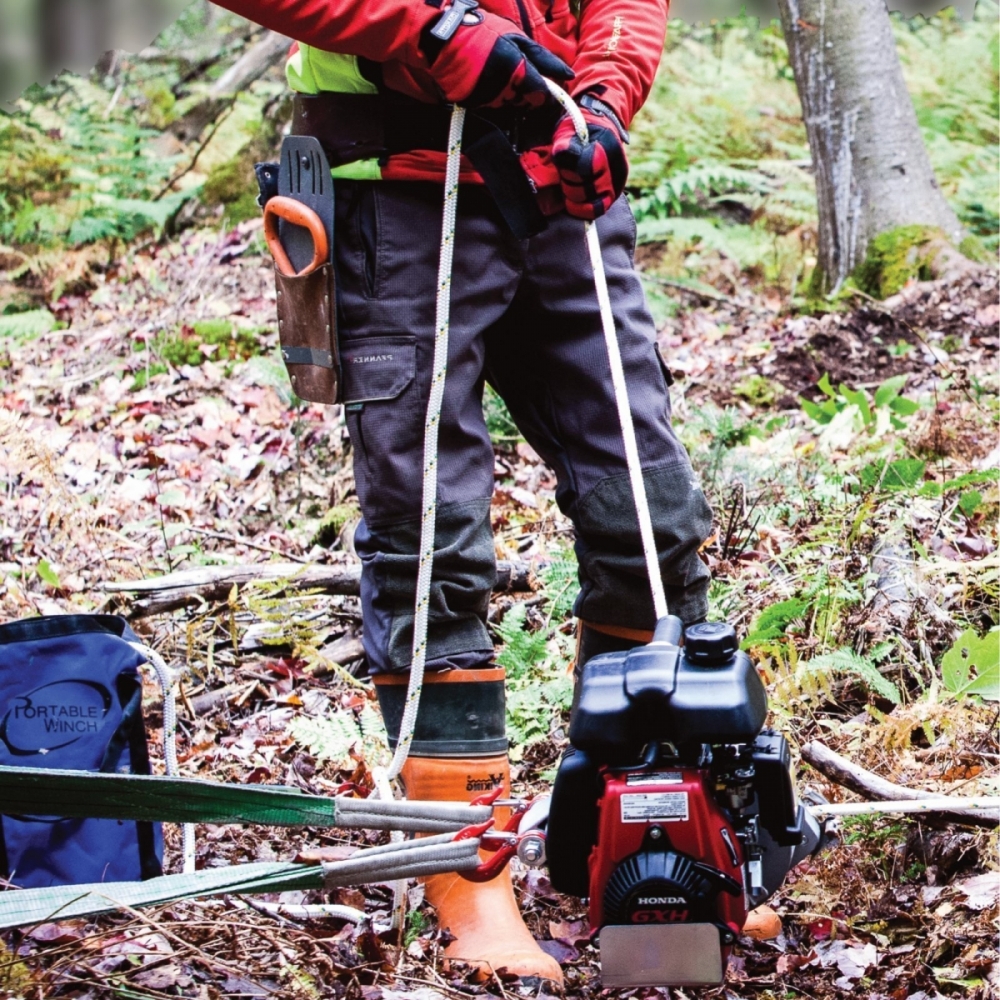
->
xmin=101 ymin=559 xmax=533 ymax=619
xmin=801 ymin=741 xmax=996 ymax=829
xmin=171 ymin=30 xmax=290 ymax=142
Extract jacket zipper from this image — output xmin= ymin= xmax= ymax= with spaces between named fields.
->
xmin=512 ymin=0 xmax=534 ymax=37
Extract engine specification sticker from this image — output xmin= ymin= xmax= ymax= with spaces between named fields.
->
xmin=620 ymin=791 xmax=689 ymax=823
xmin=626 ymin=771 xmax=683 ymax=786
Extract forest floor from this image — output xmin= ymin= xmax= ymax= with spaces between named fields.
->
xmin=0 ymin=214 xmax=998 ymax=1000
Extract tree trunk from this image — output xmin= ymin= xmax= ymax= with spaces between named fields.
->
xmin=776 ymin=0 xmax=965 ymax=294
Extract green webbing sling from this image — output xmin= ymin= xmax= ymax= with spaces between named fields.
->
xmin=0 ymin=766 xmax=490 ymax=832
xmin=0 ymin=838 xmax=483 ymax=929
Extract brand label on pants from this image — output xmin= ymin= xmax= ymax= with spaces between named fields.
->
xmin=620 ymin=791 xmax=689 ymax=823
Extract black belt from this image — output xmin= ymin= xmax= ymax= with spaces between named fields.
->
xmin=291 ymin=92 xmax=556 ymax=239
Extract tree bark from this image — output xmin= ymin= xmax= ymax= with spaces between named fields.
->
xmin=776 ymin=0 xmax=964 ymax=294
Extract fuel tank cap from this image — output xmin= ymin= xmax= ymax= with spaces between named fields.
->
xmin=684 ymin=622 xmax=739 ymax=667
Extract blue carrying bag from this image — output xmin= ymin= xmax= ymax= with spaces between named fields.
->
xmin=0 ymin=614 xmax=163 ymax=887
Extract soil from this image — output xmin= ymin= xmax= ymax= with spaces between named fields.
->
xmin=660 ymin=271 xmax=999 ymax=409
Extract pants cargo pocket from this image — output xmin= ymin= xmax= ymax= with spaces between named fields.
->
xmin=274 ymin=262 xmax=340 ymax=404
xmin=340 ymin=336 xmax=416 ymax=403
xmin=341 ymin=335 xmax=421 ymax=522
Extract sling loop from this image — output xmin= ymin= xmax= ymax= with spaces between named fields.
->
xmin=129 ymin=641 xmax=196 ymax=874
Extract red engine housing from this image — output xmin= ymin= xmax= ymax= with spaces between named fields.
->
xmin=588 ymin=766 xmax=747 ymax=941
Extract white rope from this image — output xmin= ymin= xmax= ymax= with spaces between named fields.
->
xmin=544 ymin=79 xmax=669 ymax=621
xmin=130 ymin=641 xmax=196 ymax=874
xmin=368 ymin=102 xmax=466 ymax=929
xmin=377 ymin=104 xmax=467 ymax=787
xmin=808 ymin=797 xmax=1000 ymax=819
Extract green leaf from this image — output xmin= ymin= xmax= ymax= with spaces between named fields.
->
xmin=863 ymin=457 xmax=927 ymax=490
xmin=289 ymin=714 xmax=361 ymax=766
xmin=36 ymin=560 xmax=61 ymax=588
xmin=889 ymin=396 xmax=920 ymax=416
xmin=839 ymin=385 xmax=872 ymax=426
xmin=742 ymin=598 xmax=810 ymax=648
xmin=883 ymin=459 xmax=926 ymax=490
xmin=941 ymin=628 xmax=1000 ymax=700
xmin=860 ymin=460 xmax=886 ymax=490
xmin=817 ymin=373 xmax=837 ymax=399
xmin=942 ymin=470 xmax=1000 ymax=491
xmin=495 ymin=604 xmax=548 ymax=681
xmin=156 ymin=489 xmax=187 ymax=507
xmin=874 ymin=374 xmax=909 ymax=408
xmin=801 ymin=398 xmax=834 ymax=424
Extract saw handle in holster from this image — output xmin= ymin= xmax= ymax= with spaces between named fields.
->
xmin=259 ymin=190 xmax=340 ymax=405
xmin=264 ymin=196 xmax=329 ymax=277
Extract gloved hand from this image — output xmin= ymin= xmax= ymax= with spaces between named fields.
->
xmin=552 ymin=98 xmax=629 ymax=221
xmin=420 ymin=6 xmax=573 ymax=110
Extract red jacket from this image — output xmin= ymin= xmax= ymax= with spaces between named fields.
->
xmin=212 ymin=0 xmax=668 ymax=129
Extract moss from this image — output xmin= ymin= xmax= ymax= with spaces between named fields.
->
xmin=312 ymin=504 xmax=360 ymax=548
xmin=852 ymin=225 xmax=945 ymax=299
xmin=958 ymin=234 xmax=991 ymax=263
xmin=149 ymin=321 xmax=266 ymax=371
xmin=140 ymin=80 xmax=178 ymax=129
xmin=734 ymin=373 xmax=779 ymax=407
xmin=201 ymin=144 xmax=265 ymax=224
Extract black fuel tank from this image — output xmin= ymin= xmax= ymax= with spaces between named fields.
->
xmin=569 ymin=617 xmax=768 ymax=758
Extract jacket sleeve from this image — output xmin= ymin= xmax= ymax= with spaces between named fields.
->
xmin=569 ymin=0 xmax=669 ymax=127
xmin=210 ymin=0 xmax=435 ymax=67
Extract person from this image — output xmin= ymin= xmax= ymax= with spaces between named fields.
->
xmin=212 ymin=0 xmax=748 ymax=984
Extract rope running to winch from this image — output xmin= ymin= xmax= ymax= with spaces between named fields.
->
xmin=383 ymin=80 xmax=670 ymax=792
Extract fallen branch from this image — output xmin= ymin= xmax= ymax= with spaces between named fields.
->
xmin=101 ymin=559 xmax=533 ymax=618
xmin=186 ymin=632 xmax=368 ymax=715
xmin=801 ymin=741 xmax=997 ymax=829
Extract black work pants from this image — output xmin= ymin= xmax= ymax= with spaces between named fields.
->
xmin=333 ymin=181 xmax=712 ymax=674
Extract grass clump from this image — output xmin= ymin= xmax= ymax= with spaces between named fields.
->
xmin=136 ymin=320 xmax=266 ymax=370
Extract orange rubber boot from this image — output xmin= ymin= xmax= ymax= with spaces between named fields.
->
xmin=400 ymin=754 xmax=563 ymax=986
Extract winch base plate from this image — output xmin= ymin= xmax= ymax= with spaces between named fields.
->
xmin=599 ymin=923 xmax=724 ymax=987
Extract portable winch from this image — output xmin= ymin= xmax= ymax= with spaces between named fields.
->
xmin=522 ymin=614 xmax=829 ymax=987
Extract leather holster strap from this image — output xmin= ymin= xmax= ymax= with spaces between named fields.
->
xmin=291 ymin=92 xmax=551 ymax=239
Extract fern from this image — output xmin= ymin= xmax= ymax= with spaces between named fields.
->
xmin=634 ymin=163 xmax=772 ymax=219
xmin=799 ymin=648 xmax=902 ymax=704
xmin=742 ymin=597 xmax=810 ymax=647
xmin=290 ymin=709 xmax=388 ymax=767
xmin=0 ymin=308 xmax=56 ymax=340
xmin=538 ymin=547 xmax=578 ymax=624
xmin=495 ymin=604 xmax=548 ymax=682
